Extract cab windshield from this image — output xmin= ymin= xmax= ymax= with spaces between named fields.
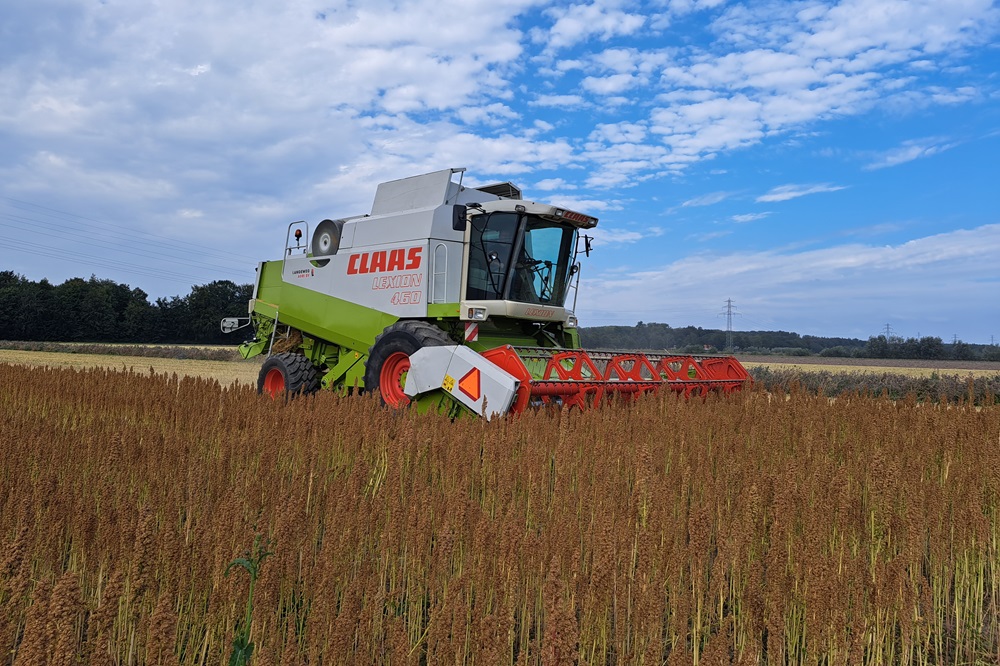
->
xmin=466 ymin=212 xmax=577 ymax=306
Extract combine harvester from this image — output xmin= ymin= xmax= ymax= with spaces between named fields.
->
xmin=222 ymin=168 xmax=750 ymax=418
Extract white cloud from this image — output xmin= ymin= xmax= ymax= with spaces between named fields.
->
xmin=456 ymin=103 xmax=520 ymax=126
xmin=793 ymin=0 xmax=999 ymax=58
xmin=579 ymin=140 xmax=676 ymax=188
xmin=665 ymin=0 xmax=728 ymax=16
xmin=599 ymin=96 xmax=634 ymax=109
xmin=589 ymin=228 xmax=645 ymax=244
xmin=756 ymin=183 xmax=846 ymax=203
xmin=555 ymin=59 xmax=587 ymax=72
xmin=16 ymin=151 xmax=177 ymax=201
xmin=588 ymin=122 xmax=648 ymax=144
xmin=688 ymin=230 xmax=733 ymax=241
xmin=543 ymin=195 xmax=624 ymax=213
xmin=682 ymin=191 xmax=731 ymax=207
xmin=531 ymin=94 xmax=588 ymax=107
xmin=588 ymin=224 xmax=664 ymax=246
xmin=864 ymin=137 xmax=958 ymax=170
xmin=732 ymin=212 xmax=770 ymax=223
xmin=650 ymin=94 xmax=765 ymax=157
xmin=535 ymin=178 xmax=576 ymax=191
xmin=593 ymin=48 xmax=641 ymax=74
xmin=928 ymin=86 xmax=980 ymax=105
xmin=581 ymin=73 xmax=640 ymax=95
xmin=534 ymin=1 xmax=647 ymax=51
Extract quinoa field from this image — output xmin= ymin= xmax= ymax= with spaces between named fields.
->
xmin=1 ymin=362 xmax=999 ymax=665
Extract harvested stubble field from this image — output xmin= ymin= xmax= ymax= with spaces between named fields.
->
xmin=741 ymin=355 xmax=1000 ymax=378
xmin=1 ymin=363 xmax=1000 ymax=666
xmin=0 ymin=348 xmax=262 ymax=387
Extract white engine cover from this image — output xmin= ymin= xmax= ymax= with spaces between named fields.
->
xmin=404 ymin=345 xmax=519 ymax=419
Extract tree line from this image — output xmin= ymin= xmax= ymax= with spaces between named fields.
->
xmin=832 ymin=334 xmax=1000 ymax=362
xmin=580 ymin=321 xmax=863 ymax=355
xmin=580 ymin=321 xmax=1000 ymax=361
xmin=0 ymin=272 xmax=251 ymax=345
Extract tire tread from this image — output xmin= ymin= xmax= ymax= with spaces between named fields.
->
xmin=258 ymin=351 xmax=319 ymax=396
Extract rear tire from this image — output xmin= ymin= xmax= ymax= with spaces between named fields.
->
xmin=258 ymin=352 xmax=319 ymax=399
xmin=365 ymin=321 xmax=451 ymax=408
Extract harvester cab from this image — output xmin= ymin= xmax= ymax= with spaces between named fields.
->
xmin=225 ymin=168 xmax=750 ymax=418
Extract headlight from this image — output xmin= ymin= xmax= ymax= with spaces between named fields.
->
xmin=467 ymin=307 xmax=488 ymax=321
xmin=565 ymin=314 xmax=578 ymax=328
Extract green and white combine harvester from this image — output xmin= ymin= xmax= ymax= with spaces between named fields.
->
xmin=222 ymin=168 xmax=750 ymax=418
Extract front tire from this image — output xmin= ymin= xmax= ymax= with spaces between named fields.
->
xmin=365 ymin=321 xmax=451 ymax=407
xmin=258 ymin=352 xmax=319 ymax=399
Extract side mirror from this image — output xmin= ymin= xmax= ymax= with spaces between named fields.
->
xmin=221 ymin=317 xmax=250 ymax=333
xmin=452 ymin=204 xmax=468 ymax=231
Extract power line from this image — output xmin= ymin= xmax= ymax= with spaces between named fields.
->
xmin=0 ymin=239 xmax=248 ymax=286
xmin=0 ymin=196 xmax=262 ymax=291
xmin=0 ymin=216 xmax=249 ymax=276
xmin=0 ymin=196 xmax=260 ymax=263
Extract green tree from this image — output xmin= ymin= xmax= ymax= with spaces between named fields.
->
xmin=52 ymin=276 xmax=129 ymax=341
xmin=952 ymin=339 xmax=976 ymax=361
xmin=917 ymin=336 xmax=945 ymax=360
xmin=122 ymin=288 xmax=154 ymax=341
xmin=863 ymin=335 xmax=890 ymax=358
xmin=151 ymin=295 xmax=190 ymax=343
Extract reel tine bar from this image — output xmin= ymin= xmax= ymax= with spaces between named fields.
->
xmin=483 ymin=346 xmax=751 ymax=412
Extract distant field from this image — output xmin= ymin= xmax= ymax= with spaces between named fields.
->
xmin=740 ymin=354 xmax=1000 ymax=377
xmin=0 ymin=349 xmax=261 ymax=386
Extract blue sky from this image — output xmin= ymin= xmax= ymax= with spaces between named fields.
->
xmin=1 ymin=0 xmax=998 ymax=343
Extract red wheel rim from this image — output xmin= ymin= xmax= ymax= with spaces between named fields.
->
xmin=262 ymin=367 xmax=285 ymax=399
xmin=379 ymin=352 xmax=410 ymax=407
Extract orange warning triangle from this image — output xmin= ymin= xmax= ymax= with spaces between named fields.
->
xmin=458 ymin=367 xmax=481 ymax=401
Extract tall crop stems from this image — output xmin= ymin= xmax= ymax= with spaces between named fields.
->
xmin=1 ymin=362 xmax=999 ymax=663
